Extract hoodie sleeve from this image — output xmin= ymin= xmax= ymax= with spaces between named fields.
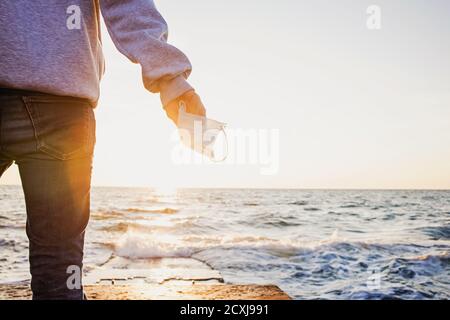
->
xmin=99 ymin=0 xmax=193 ymax=105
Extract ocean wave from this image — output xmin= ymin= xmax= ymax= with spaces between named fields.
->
xmin=112 ymin=231 xmax=310 ymax=259
xmin=0 ymin=239 xmax=26 ymax=249
xmin=0 ymin=239 xmax=17 ymax=247
xmin=91 ymin=207 xmax=179 ymax=222
xmin=114 ymin=233 xmax=193 ymax=259
xmin=125 ymin=207 xmax=179 ymax=214
xmin=289 ymin=201 xmax=308 ymax=206
xmin=96 ymin=218 xmax=204 ymax=235
xmin=91 ymin=210 xmax=125 ymax=220
xmin=243 ymin=203 xmax=259 ymax=207
xmin=340 ymin=204 xmax=363 ymax=209
xmin=249 ymin=213 xmax=304 ymax=228
xmin=99 ymin=222 xmax=130 ymax=233
xmin=262 ymin=220 xmax=303 ymax=227
xmin=420 ymin=225 xmax=450 ymax=240
xmin=304 ymin=207 xmax=320 ymax=211
xmin=110 ymin=227 xmax=450 ymax=264
xmin=0 ymin=224 xmax=25 ymax=230
xmin=397 ymin=251 xmax=450 ymax=265
xmin=381 ymin=251 xmax=450 ymax=290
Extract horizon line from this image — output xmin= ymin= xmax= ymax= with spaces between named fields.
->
xmin=1 ymin=184 xmax=449 ymax=191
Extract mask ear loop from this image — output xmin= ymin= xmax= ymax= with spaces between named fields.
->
xmin=178 ymin=100 xmax=186 ymax=113
xmin=176 ymin=100 xmax=187 ymax=127
xmin=208 ymin=126 xmax=228 ymax=163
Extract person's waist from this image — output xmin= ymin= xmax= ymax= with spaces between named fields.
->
xmin=0 ymin=87 xmax=92 ymax=105
xmin=0 ymin=87 xmax=49 ymax=96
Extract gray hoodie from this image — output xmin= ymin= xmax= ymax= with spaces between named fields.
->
xmin=0 ymin=0 xmax=193 ymax=106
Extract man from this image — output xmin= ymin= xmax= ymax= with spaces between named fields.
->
xmin=0 ymin=1 xmax=205 ymax=299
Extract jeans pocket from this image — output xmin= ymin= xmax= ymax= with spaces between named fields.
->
xmin=22 ymin=96 xmax=96 ymax=160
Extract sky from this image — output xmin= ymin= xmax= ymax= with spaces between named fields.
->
xmin=1 ymin=0 xmax=450 ymax=189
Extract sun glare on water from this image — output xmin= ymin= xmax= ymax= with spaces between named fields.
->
xmin=153 ymin=182 xmax=179 ymax=199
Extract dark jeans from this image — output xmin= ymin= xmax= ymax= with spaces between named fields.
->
xmin=0 ymin=88 xmax=95 ymax=299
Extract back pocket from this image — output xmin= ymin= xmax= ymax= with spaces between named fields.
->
xmin=23 ymin=96 xmax=95 ymax=160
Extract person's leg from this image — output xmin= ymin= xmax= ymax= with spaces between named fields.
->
xmin=1 ymin=92 xmax=95 ymax=299
xmin=18 ymin=154 xmax=93 ymax=300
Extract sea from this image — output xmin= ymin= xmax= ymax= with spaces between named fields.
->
xmin=0 ymin=185 xmax=449 ymax=299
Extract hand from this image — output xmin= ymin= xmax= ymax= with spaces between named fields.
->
xmin=164 ymin=90 xmax=206 ymax=126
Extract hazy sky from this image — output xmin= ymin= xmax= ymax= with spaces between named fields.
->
xmin=2 ymin=0 xmax=450 ymax=189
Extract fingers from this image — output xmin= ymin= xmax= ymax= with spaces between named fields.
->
xmin=183 ymin=92 xmax=206 ymax=117
xmin=164 ymin=100 xmax=180 ymax=125
xmin=164 ymin=91 xmax=207 ymax=126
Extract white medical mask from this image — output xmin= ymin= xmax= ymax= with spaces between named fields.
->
xmin=177 ymin=101 xmax=227 ymax=161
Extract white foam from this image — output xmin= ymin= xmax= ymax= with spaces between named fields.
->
xmin=114 ymin=232 xmax=193 ymax=259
